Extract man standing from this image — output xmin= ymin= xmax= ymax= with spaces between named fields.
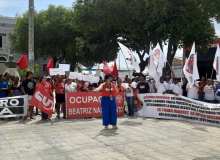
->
xmin=137 ymin=77 xmax=151 ymax=94
xmin=204 ymin=79 xmax=215 ymax=103
xmin=165 ymin=67 xmax=175 ymax=93
xmin=186 ymin=81 xmax=199 ymax=100
xmin=170 ymin=77 xmax=181 ymax=96
xmin=0 ymin=75 xmax=8 ymax=98
xmin=21 ymin=71 xmax=36 ymax=119
xmin=153 ymin=77 xmax=166 ymax=94
xmin=146 ymin=76 xmax=155 ymax=93
xmin=198 ymin=77 xmax=206 ymax=101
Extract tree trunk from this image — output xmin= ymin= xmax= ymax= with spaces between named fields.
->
xmin=164 ymin=42 xmax=177 ymax=77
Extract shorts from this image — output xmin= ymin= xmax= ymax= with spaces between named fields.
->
xmin=28 ymin=95 xmax=33 ymax=104
xmin=56 ymin=93 xmax=65 ymax=103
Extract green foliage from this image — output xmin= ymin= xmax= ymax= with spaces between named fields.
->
xmin=73 ymin=0 xmax=216 ymax=74
xmin=9 ymin=5 xmax=118 ymax=71
xmin=18 ymin=68 xmax=28 ymax=77
xmin=34 ymin=64 xmax=39 ymax=76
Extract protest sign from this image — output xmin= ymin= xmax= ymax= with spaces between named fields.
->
xmin=135 ymin=93 xmax=220 ymax=126
xmin=0 ymin=95 xmax=28 ymax=118
xmin=66 ymin=92 xmax=124 ymax=118
xmin=59 ymin=64 xmax=70 ymax=71
xmin=90 ymin=77 xmax=99 ymax=84
xmin=49 ymin=68 xmax=65 ymax=75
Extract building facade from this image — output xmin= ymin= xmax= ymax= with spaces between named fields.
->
xmin=0 ymin=15 xmax=49 ymax=76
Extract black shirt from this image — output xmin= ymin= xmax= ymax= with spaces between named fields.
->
xmin=137 ymin=82 xmax=150 ymax=94
xmin=21 ymin=79 xmax=37 ymax=95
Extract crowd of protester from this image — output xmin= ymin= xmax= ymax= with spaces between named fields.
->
xmin=0 ymin=68 xmax=219 ymax=121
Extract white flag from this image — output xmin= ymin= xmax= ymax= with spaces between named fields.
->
xmin=155 ymin=47 xmax=165 ymax=84
xmin=153 ymin=43 xmax=166 ymax=67
xmin=148 ymin=46 xmax=157 ymax=80
xmin=183 ymin=42 xmax=200 ymax=88
xmin=118 ymin=42 xmax=140 ymax=73
xmin=213 ymin=44 xmax=220 ymax=81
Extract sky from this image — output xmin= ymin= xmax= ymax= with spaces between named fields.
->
xmin=1 ymin=0 xmax=220 ymax=70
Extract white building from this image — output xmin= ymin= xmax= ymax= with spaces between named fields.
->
xmin=0 ymin=15 xmax=49 ymax=76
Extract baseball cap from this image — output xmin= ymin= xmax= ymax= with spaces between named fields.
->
xmin=117 ymin=78 xmax=122 ymax=81
xmin=46 ymin=76 xmax=51 ymax=79
xmin=146 ymin=76 xmax=150 ymax=81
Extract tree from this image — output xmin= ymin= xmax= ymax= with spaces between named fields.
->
xmin=9 ymin=5 xmax=118 ymax=71
xmin=73 ymin=0 xmax=216 ymax=76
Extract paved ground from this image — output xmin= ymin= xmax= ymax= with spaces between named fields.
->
xmin=1 ymin=113 xmax=220 ymax=160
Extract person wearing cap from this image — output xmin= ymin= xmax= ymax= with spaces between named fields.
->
xmin=153 ymin=77 xmax=166 ymax=94
xmin=21 ymin=71 xmax=37 ymax=120
xmin=137 ymin=77 xmax=150 ymax=94
xmin=65 ymin=78 xmax=78 ymax=92
xmin=146 ymin=76 xmax=155 ymax=93
xmin=55 ymin=75 xmax=66 ymax=119
xmin=170 ymin=77 xmax=181 ymax=96
xmin=95 ymin=73 xmax=119 ymax=129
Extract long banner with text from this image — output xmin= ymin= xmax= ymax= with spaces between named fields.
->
xmin=0 ymin=95 xmax=28 ymax=118
xmin=66 ymin=92 xmax=124 ymax=119
xmin=135 ymin=93 xmax=220 ymax=126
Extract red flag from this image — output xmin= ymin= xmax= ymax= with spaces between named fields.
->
xmin=16 ymin=53 xmax=28 ymax=70
xmin=46 ymin=57 xmax=54 ymax=74
xmin=112 ymin=61 xmax=119 ymax=77
xmin=110 ymin=65 xmax=114 ymax=73
xmin=103 ymin=61 xmax=111 ymax=74
xmin=30 ymin=83 xmax=53 ymax=118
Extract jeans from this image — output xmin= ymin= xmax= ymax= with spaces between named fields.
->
xmin=198 ymin=93 xmax=204 ymax=101
xmin=205 ymin=100 xmax=215 ymax=103
xmin=126 ymin=96 xmax=134 ymax=115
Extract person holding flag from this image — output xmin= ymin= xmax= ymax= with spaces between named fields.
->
xmin=40 ymin=76 xmax=53 ymax=120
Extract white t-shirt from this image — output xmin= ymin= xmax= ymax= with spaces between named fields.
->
xmin=124 ymin=83 xmax=135 ymax=97
xmin=170 ymin=83 xmax=181 ymax=94
xmin=165 ymin=79 xmax=173 ymax=92
xmin=178 ymin=82 xmax=183 ymax=96
xmin=155 ymin=82 xmax=166 ymax=93
xmin=65 ymin=83 xmax=77 ymax=92
xmin=186 ymin=81 xmax=199 ymax=99
xmin=148 ymin=80 xmax=155 ymax=93
xmin=204 ymin=85 xmax=215 ymax=100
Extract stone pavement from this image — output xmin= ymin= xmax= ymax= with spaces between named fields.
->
xmin=1 ymin=114 xmax=220 ymax=160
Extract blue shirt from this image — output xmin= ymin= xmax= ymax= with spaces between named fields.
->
xmin=0 ymin=82 xmax=8 ymax=98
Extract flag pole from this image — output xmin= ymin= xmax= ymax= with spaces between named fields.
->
xmin=211 ymin=67 xmax=214 ymax=79
xmin=120 ymin=50 xmax=131 ymax=78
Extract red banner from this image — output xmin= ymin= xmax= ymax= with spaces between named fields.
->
xmin=30 ymin=83 xmax=54 ymax=118
xmin=66 ymin=92 xmax=124 ymax=119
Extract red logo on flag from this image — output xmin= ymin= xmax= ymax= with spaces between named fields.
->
xmin=185 ymin=54 xmax=194 ymax=74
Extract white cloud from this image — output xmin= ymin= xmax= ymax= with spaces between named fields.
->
xmin=0 ymin=0 xmax=23 ymax=8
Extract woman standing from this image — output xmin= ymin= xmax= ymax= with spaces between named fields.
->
xmin=11 ymin=76 xmax=22 ymax=96
xmin=55 ymin=75 xmax=66 ymax=119
xmin=40 ymin=76 xmax=53 ymax=120
xmin=95 ymin=73 xmax=119 ymax=129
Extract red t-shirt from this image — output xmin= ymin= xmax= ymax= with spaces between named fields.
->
xmin=117 ymin=85 xmax=124 ymax=92
xmin=41 ymin=82 xmax=51 ymax=95
xmin=78 ymin=84 xmax=88 ymax=92
xmin=102 ymin=83 xmax=115 ymax=97
xmin=56 ymin=82 xmax=65 ymax=94
xmin=198 ymin=81 xmax=207 ymax=93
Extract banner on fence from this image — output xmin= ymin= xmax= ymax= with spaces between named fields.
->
xmin=135 ymin=93 xmax=220 ymax=126
xmin=66 ymin=92 xmax=124 ymax=119
xmin=0 ymin=95 xmax=28 ymax=118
